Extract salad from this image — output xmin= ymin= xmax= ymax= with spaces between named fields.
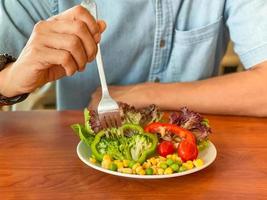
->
xmin=72 ymin=103 xmax=211 ymax=175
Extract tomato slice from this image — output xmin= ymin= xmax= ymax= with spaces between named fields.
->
xmin=178 ymin=141 xmax=198 ymax=162
xmin=157 ymin=141 xmax=175 ymax=157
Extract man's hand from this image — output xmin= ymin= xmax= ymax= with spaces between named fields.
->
xmin=0 ymin=5 xmax=106 ymax=97
xmin=88 ymin=83 xmax=155 ymax=110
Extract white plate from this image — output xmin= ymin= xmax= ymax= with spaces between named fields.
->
xmin=77 ymin=141 xmax=217 ymax=179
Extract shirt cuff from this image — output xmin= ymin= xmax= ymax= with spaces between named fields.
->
xmin=239 ymin=43 xmax=267 ymax=69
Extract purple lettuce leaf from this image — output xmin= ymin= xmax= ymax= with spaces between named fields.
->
xmin=170 ymin=107 xmax=211 ymax=141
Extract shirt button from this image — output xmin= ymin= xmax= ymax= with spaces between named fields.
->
xmin=160 ymin=39 xmax=165 ymax=48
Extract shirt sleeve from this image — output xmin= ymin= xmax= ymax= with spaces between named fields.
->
xmin=225 ymin=0 xmax=267 ymax=69
xmin=0 ymin=0 xmax=58 ymax=57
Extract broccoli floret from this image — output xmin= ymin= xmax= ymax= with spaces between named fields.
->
xmin=130 ymin=135 xmax=152 ymax=161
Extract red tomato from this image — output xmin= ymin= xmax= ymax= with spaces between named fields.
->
xmin=178 ymin=141 xmax=198 ymax=162
xmin=157 ymin=141 xmax=175 ymax=157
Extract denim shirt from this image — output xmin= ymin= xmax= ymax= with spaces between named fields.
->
xmin=1 ymin=0 xmax=267 ymax=109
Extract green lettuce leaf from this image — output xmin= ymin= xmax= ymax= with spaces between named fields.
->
xmin=71 ymin=124 xmax=94 ymax=147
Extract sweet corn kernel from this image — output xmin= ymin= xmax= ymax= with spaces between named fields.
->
xmin=176 ymin=157 xmax=183 ymax=166
xmin=143 ymin=162 xmax=151 ymax=169
xmin=157 ymin=168 xmax=164 ymax=175
xmin=187 ymin=160 xmax=194 ymax=168
xmin=159 ymin=156 xmax=166 ymax=161
xmin=118 ymin=168 xmax=124 ymax=173
xmin=114 ymin=161 xmax=124 ymax=169
xmin=151 ymin=166 xmax=157 ymax=175
xmin=101 ymin=160 xmax=111 ymax=169
xmin=164 ymin=167 xmax=173 ymax=175
xmin=123 ymin=160 xmax=130 ymax=167
xmin=183 ymin=161 xmax=194 ymax=170
xmin=121 ymin=168 xmax=133 ymax=174
xmin=171 ymin=154 xmax=179 ymax=161
xmin=166 ymin=154 xmax=173 ymax=159
xmin=137 ymin=169 xmax=146 ymax=175
xmin=155 ymin=158 xmax=161 ymax=163
xmin=136 ymin=166 xmax=143 ymax=173
xmin=132 ymin=169 xmax=137 ymax=174
xmin=147 ymin=160 xmax=152 ymax=166
xmin=89 ymin=157 xmax=96 ymax=163
xmin=103 ymin=155 xmax=111 ymax=161
xmin=193 ymin=159 xmax=204 ymax=168
xmin=150 ymin=158 xmax=157 ymax=165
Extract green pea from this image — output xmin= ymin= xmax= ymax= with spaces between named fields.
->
xmin=170 ymin=163 xmax=179 ymax=172
xmin=159 ymin=162 xmax=168 ymax=169
xmin=145 ymin=168 xmax=153 ymax=175
xmin=109 ymin=163 xmax=118 ymax=171
xmin=179 ymin=166 xmax=187 ymax=173
xmin=166 ymin=158 xmax=174 ymax=166
xmin=128 ymin=161 xmax=136 ymax=168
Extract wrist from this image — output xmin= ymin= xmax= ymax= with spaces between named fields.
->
xmin=0 ymin=54 xmax=29 ymax=106
xmin=0 ymin=62 xmax=18 ymax=97
xmin=136 ymin=82 xmax=164 ymax=108
xmin=144 ymin=82 xmax=185 ymax=111
xmin=0 ymin=62 xmax=29 ymax=106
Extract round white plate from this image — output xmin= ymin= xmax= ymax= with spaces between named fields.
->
xmin=77 ymin=141 xmax=217 ymax=179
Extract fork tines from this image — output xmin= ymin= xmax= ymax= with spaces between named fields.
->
xmin=98 ymin=111 xmax=122 ymax=129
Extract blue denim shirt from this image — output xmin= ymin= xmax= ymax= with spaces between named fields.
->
xmin=1 ymin=0 xmax=267 ymax=109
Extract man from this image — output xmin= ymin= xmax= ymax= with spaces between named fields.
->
xmin=0 ymin=0 xmax=267 ymax=116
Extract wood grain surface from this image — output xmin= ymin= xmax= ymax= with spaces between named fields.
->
xmin=1 ymin=111 xmax=267 ymax=200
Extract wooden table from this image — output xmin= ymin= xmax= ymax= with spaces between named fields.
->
xmin=1 ymin=111 xmax=267 ymax=200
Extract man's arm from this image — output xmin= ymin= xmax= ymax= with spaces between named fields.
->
xmin=90 ymin=61 xmax=267 ymax=117
xmin=155 ymin=61 xmax=267 ymax=116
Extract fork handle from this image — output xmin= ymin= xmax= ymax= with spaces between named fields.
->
xmin=81 ymin=1 xmax=110 ymax=97
xmin=96 ymin=44 xmax=110 ymax=97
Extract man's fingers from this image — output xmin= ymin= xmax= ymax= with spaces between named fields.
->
xmin=95 ymin=21 xmax=107 ymax=43
xmin=52 ymin=5 xmax=100 ymax=39
xmin=37 ymin=32 xmax=88 ymax=71
xmin=46 ymin=65 xmax=67 ymax=81
xmin=98 ymin=20 xmax=107 ymax=33
xmin=42 ymin=19 xmax=97 ymax=62
xmin=34 ymin=47 xmax=79 ymax=76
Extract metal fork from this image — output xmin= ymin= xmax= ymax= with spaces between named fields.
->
xmin=81 ymin=0 xmax=122 ymax=129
